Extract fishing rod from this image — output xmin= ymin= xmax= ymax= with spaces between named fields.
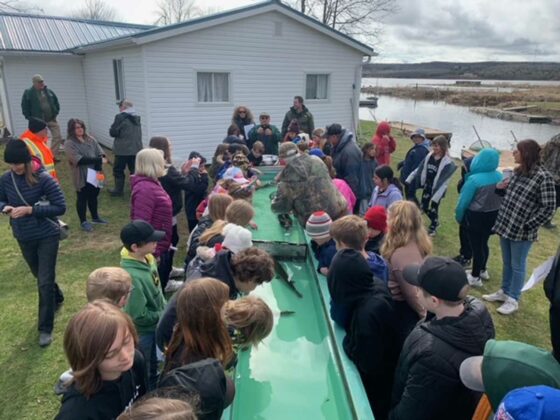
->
xmin=472 ymin=125 xmax=485 ymax=150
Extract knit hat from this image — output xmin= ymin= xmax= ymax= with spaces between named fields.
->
xmin=364 ymin=206 xmax=387 ymax=233
xmin=278 ymin=142 xmax=298 ymax=159
xmin=305 ymin=211 xmax=333 ymax=240
xmin=287 ymin=119 xmax=300 ymax=133
xmin=28 ymin=117 xmax=47 ymax=133
xmin=4 ymin=139 xmax=31 ymax=164
xmin=222 ymin=223 xmax=253 ymax=253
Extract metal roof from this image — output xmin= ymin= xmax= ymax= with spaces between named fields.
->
xmin=0 ymin=13 xmax=153 ymax=52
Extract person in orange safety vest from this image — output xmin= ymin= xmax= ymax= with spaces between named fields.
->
xmin=20 ymin=117 xmax=58 ymax=181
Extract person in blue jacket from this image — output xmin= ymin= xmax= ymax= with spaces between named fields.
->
xmin=455 ymin=148 xmax=503 ymax=287
xmin=398 ymin=128 xmax=431 ymax=204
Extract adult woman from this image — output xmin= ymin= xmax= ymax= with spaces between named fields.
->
xmin=130 ymin=149 xmax=173 ymax=271
xmin=231 ymin=106 xmax=254 ymax=140
xmin=65 ymin=118 xmax=108 ymax=232
xmin=407 ymin=135 xmax=457 ymax=236
xmin=455 ymin=148 xmax=503 ymax=287
xmin=369 ymin=165 xmax=403 ymax=210
xmin=382 ymin=201 xmax=432 ymax=339
xmin=484 ymin=139 xmax=556 ymax=315
xmin=0 ymin=139 xmax=66 ymax=347
xmin=56 ymin=301 xmax=147 ymax=419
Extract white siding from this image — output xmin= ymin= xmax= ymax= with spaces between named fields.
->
xmin=2 ymin=55 xmax=88 ymax=138
xmin=142 ymin=10 xmax=364 ymax=161
xmin=82 ymin=47 xmax=146 ymax=148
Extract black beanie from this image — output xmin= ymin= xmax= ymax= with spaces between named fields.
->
xmin=28 ymin=117 xmax=47 ymax=133
xmin=4 ymin=139 xmax=31 ymax=164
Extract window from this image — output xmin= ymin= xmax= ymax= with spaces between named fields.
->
xmin=306 ymin=74 xmax=329 ymax=100
xmin=113 ymin=59 xmax=124 ymax=102
xmin=197 ymin=72 xmax=230 ymax=103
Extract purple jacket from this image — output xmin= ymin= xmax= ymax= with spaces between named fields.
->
xmin=130 ymin=175 xmax=173 ymax=257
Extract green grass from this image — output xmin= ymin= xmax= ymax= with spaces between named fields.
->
xmin=0 ymin=123 xmax=558 ymax=419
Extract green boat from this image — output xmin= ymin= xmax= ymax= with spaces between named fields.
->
xmin=222 ymin=167 xmax=374 ymax=420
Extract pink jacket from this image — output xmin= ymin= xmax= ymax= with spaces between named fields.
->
xmin=371 ymin=121 xmax=396 ymax=166
xmin=333 ymin=178 xmax=356 ymax=214
xmin=130 ymin=175 xmax=173 ymax=257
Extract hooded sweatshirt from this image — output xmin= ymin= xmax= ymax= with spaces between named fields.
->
xmin=369 ymin=183 xmax=403 ymax=209
xmin=371 ymin=122 xmax=396 ymax=165
xmin=389 ymin=297 xmax=495 ymax=420
xmin=109 ymin=109 xmax=142 ymax=156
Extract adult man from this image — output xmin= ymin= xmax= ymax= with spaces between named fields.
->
xmin=398 ymin=128 xmax=431 ymax=202
xmin=109 ymin=99 xmax=143 ymax=196
xmin=325 ymin=123 xmax=362 ymax=201
xmin=20 ymin=117 xmax=58 ymax=181
xmin=247 ymin=112 xmax=282 ymax=154
xmin=21 ymin=74 xmax=62 ymax=158
xmin=281 ymin=96 xmax=314 ymax=137
xmin=271 ymin=142 xmax=347 ymax=226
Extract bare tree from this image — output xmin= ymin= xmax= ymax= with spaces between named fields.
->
xmin=73 ymin=0 xmax=117 ymax=21
xmin=154 ymin=0 xmax=202 ymax=25
xmin=0 ymin=0 xmax=42 ymax=13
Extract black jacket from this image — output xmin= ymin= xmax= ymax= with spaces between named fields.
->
xmin=389 ymin=298 xmax=495 ymax=420
xmin=109 ymin=112 xmax=142 ymax=156
xmin=56 ymin=350 xmax=146 ymax=420
xmin=332 ymin=129 xmax=362 ymax=196
xmin=184 ymin=172 xmax=209 ymax=221
xmin=160 ymin=166 xmax=206 ymax=216
xmin=544 ymin=246 xmax=560 ymax=362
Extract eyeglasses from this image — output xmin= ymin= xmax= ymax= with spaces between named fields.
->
xmin=239 ymin=110 xmax=246 ymax=113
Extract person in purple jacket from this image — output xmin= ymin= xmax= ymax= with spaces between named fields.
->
xmin=369 ymin=165 xmax=403 ymax=210
xmin=130 ymin=148 xmax=173 ymax=278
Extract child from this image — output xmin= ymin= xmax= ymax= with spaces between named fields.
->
xmin=369 ymin=165 xmax=403 ymax=210
xmin=398 ymin=128 xmax=431 ymax=204
xmin=55 ymin=301 xmax=147 ymax=419
xmin=305 ymin=211 xmax=337 ymax=275
xmin=248 ymin=140 xmax=265 ymax=166
xmin=363 ymin=206 xmax=387 ymax=254
xmin=222 ymin=296 xmax=274 ymax=349
xmin=371 ymin=121 xmax=396 ymax=165
xmin=389 ymin=256 xmax=495 ymax=419
xmin=117 ymin=397 xmax=197 ymax=420
xmin=120 ymin=220 xmax=167 ymax=391
xmin=86 ymin=267 xmax=133 ymax=308
xmin=330 ymin=215 xmax=389 ymax=283
xmin=283 ymin=120 xmax=300 ymax=143
xmin=358 ymin=143 xmax=378 ymax=216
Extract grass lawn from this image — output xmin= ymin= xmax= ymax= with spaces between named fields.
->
xmin=0 ymin=122 xmax=558 ymax=419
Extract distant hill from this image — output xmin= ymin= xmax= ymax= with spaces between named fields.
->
xmin=362 ymin=62 xmax=560 ymax=81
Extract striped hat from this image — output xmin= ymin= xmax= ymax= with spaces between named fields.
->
xmin=305 ymin=211 xmax=333 ymax=240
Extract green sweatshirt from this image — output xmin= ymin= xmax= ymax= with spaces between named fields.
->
xmin=121 ymin=248 xmax=166 ymax=335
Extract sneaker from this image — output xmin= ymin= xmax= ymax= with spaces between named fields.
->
xmin=453 ymin=255 xmax=471 ymax=267
xmin=544 ymin=221 xmax=556 ymax=229
xmin=497 ymin=297 xmax=519 ymax=315
xmin=91 ymin=217 xmax=109 ymax=224
xmin=482 ymin=289 xmax=508 ymax=302
xmin=169 ymin=267 xmax=185 ymax=279
xmin=54 ymin=370 xmax=73 ymax=395
xmin=39 ymin=332 xmax=53 ymax=347
xmin=81 ymin=221 xmax=93 ymax=232
xmin=165 ymin=279 xmax=184 ymax=293
xmin=467 ymin=273 xmax=483 ymax=287
xmin=466 ymin=269 xmax=490 ymax=281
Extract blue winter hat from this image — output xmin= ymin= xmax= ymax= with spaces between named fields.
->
xmin=494 ymin=386 xmax=560 ymax=420
xmin=410 ymin=128 xmax=426 ymax=140
xmin=309 ymin=148 xmax=326 ymax=159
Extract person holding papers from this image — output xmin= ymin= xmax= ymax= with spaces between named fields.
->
xmin=66 ymin=118 xmax=108 ymax=232
xmin=231 ymin=106 xmax=255 ymax=141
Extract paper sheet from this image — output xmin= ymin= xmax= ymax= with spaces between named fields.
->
xmin=521 ymin=256 xmax=555 ymax=292
xmin=86 ymin=168 xmax=98 ymax=187
xmin=244 ymin=124 xmax=255 ymax=139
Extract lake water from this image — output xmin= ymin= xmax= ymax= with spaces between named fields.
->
xmin=363 ymin=77 xmax=560 ymax=88
xmin=359 ymin=79 xmax=560 ymax=157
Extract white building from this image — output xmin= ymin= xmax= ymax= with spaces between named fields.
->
xmin=0 ymin=0 xmax=373 ymax=160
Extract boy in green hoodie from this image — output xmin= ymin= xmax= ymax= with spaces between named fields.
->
xmin=120 ymin=220 xmax=167 ymax=390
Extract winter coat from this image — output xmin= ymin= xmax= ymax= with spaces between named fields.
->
xmin=545 ymin=245 xmax=560 ymax=361
xmin=333 ymin=178 xmax=356 ymax=214
xmin=542 ymin=133 xmax=560 ymax=184
xmin=130 ymin=175 xmax=173 ymax=257
xmin=271 ymin=153 xmax=347 ymax=226
xmin=332 ymin=129 xmax=362 ymax=197
xmin=160 ymin=166 xmax=206 ymax=217
xmin=281 ymin=105 xmax=314 ymax=136
xmin=65 ymin=136 xmax=104 ymax=192
xmin=371 ymin=122 xmax=396 ymax=165
xmin=407 ymin=152 xmax=457 ymax=204
xmin=0 ymin=169 xmax=66 ymax=242
xmin=109 ymin=111 xmax=143 ymax=156
xmin=232 ymin=116 xmax=254 ymax=139
xmin=121 ymin=249 xmax=166 ymax=335
xmin=455 ymin=148 xmax=503 ymax=223
xmin=493 ymin=165 xmax=556 ymax=242
xmin=21 ymin=86 xmax=60 ymax=121
xmin=184 ymin=171 xmax=209 ymax=222
xmin=186 ymin=215 xmax=214 ymax=262
xmin=55 ymin=350 xmax=146 ymax=420
xmin=310 ymin=238 xmax=337 ymax=274
xmin=369 ymin=183 xmax=403 ymax=209
xmin=222 ymin=135 xmax=246 ymax=146
xmin=365 ymin=232 xmax=385 ymax=254
xmin=389 ymin=298 xmax=495 ymax=420
xmin=358 ymin=158 xmax=378 ymax=200
xmin=399 ymin=140 xmax=430 ymax=182
xmin=247 ymin=124 xmax=282 ymax=154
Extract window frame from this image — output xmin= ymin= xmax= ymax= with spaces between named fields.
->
xmin=195 ymin=70 xmax=232 ymax=105
xmin=304 ymin=72 xmax=331 ymax=102
xmin=112 ymin=58 xmax=125 ymax=104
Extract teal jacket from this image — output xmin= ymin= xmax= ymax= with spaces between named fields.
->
xmin=455 ymin=148 xmax=503 ymax=223
xmin=21 ymin=86 xmax=60 ymax=121
xmin=247 ymin=124 xmax=282 ymax=154
xmin=121 ymin=248 xmax=166 ymax=335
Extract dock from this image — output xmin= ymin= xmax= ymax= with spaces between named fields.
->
xmin=462 ymin=148 xmax=515 ymax=170
xmin=470 ymin=107 xmax=551 ymax=123
xmin=389 ymin=121 xmax=452 ymax=141
xmin=359 ymin=96 xmax=378 ymax=108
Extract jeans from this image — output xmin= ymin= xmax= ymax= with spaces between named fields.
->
xmin=18 ymin=237 xmax=63 ymax=333
xmin=76 ymin=183 xmax=100 ymax=223
xmin=500 ymin=237 xmax=533 ymax=301
xmin=138 ymin=332 xmax=158 ymax=391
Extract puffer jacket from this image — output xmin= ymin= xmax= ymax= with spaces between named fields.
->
xmin=455 ymin=148 xmax=503 ymax=223
xmin=332 ymin=129 xmax=362 ymax=196
xmin=0 ymin=169 xmax=66 ymax=242
xmin=389 ymin=297 xmax=495 ymax=420
xmin=130 ymin=175 xmax=172 ymax=257
xmin=109 ymin=110 xmax=143 ymax=156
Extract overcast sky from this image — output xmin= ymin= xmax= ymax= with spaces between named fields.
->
xmin=42 ymin=0 xmax=560 ymax=63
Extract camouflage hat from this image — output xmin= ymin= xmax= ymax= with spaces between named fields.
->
xmin=278 ymin=142 xmax=298 ymax=159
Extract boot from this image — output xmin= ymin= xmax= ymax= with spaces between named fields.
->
xmin=110 ymin=177 xmax=125 ymax=197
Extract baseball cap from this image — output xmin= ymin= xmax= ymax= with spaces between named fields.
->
xmin=494 ymin=386 xmax=560 ymax=420
xmin=32 ymin=74 xmax=44 ymax=83
xmin=323 ymin=123 xmax=343 ymax=137
xmin=402 ymin=256 xmax=468 ymax=301
xmin=223 ymin=167 xmax=250 ymax=184
xmin=120 ymin=220 xmax=165 ymax=247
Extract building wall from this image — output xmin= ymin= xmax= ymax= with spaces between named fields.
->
xmin=1 ymin=54 xmax=88 ymax=138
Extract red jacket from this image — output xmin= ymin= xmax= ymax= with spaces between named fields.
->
xmin=130 ymin=175 xmax=173 ymax=257
xmin=371 ymin=121 xmax=396 ymax=166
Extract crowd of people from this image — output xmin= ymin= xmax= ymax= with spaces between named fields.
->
xmin=0 ymin=74 xmax=560 ymax=419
